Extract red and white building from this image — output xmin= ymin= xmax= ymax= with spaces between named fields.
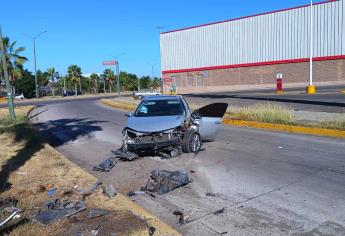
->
xmin=160 ymin=0 xmax=345 ymax=93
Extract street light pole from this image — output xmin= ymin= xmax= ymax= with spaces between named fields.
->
xmin=109 ymin=53 xmax=124 ymax=96
xmin=0 ymin=25 xmax=16 ymax=119
xmin=306 ymin=0 xmax=315 ymax=94
xmin=156 ymin=26 xmax=164 ymax=93
xmin=22 ymin=30 xmax=47 ymax=98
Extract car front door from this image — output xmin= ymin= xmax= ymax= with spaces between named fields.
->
xmin=193 ymin=103 xmax=228 ymax=141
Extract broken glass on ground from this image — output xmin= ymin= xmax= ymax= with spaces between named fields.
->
xmin=34 ymin=200 xmax=86 ymax=224
xmin=143 ymin=170 xmax=192 ymax=195
xmin=93 ymin=157 xmax=117 ymax=172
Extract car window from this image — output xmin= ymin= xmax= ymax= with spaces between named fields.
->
xmin=134 ymin=99 xmax=185 ymax=117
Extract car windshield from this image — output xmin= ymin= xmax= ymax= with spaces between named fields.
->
xmin=134 ymin=99 xmax=185 ymax=117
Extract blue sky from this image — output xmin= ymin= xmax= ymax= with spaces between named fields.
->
xmin=1 ymin=0 xmax=323 ymax=77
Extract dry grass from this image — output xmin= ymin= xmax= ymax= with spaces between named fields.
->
xmin=0 ymin=106 xmax=34 ymax=127
xmin=225 ymin=103 xmax=295 ymax=125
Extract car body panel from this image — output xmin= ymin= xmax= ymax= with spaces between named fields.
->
xmin=193 ymin=103 xmax=228 ymax=141
xmin=126 ymin=115 xmax=185 ymax=133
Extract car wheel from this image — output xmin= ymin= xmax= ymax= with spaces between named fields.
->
xmin=182 ymin=129 xmax=202 ymax=153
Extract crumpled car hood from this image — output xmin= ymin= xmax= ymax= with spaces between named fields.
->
xmin=126 ymin=115 xmax=184 ymax=133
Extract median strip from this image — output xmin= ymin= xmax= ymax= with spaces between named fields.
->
xmin=100 ymin=98 xmax=345 ymax=139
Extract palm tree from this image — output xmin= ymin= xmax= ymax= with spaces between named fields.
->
xmin=46 ymin=67 xmax=59 ymax=96
xmin=90 ymin=73 xmax=100 ymax=94
xmin=103 ymin=68 xmax=115 ymax=93
xmin=0 ymin=37 xmax=28 ymax=95
xmin=67 ymin=65 xmax=82 ymax=96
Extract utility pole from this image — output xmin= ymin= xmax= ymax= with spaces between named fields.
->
xmin=306 ymin=0 xmax=315 ymax=94
xmin=22 ymin=30 xmax=47 ymax=98
xmin=0 ymin=26 xmax=16 ymax=119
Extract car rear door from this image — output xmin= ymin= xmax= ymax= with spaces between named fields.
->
xmin=194 ymin=103 xmax=228 ymax=141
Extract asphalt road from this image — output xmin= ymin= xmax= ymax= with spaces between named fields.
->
xmin=30 ymin=100 xmax=345 ymax=235
xmin=184 ymin=84 xmax=345 ymax=113
xmin=0 ymin=94 xmax=118 ymax=108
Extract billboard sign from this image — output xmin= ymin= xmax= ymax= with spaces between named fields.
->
xmin=102 ymin=61 xmax=117 ymax=66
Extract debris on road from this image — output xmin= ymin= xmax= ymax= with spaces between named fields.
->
xmin=173 ymin=210 xmax=186 ymax=224
xmin=35 ymin=200 xmax=87 ymax=224
xmin=0 ymin=208 xmax=21 ymax=228
xmin=102 ymin=184 xmax=117 ymax=198
xmin=127 ymin=191 xmax=146 ymax=197
xmin=143 ymin=170 xmax=192 ymax=195
xmin=93 ymin=157 xmax=117 ymax=172
xmin=112 ymin=149 xmax=139 ymax=161
xmin=205 ymin=192 xmax=217 ymax=197
xmin=88 ymin=208 xmax=109 ymax=219
xmin=213 ymin=208 xmax=225 ymax=215
xmin=76 ymin=180 xmax=102 ymax=200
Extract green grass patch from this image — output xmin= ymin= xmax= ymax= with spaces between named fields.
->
xmin=0 ymin=114 xmax=28 ymax=127
xmin=226 ymin=103 xmax=295 ymax=125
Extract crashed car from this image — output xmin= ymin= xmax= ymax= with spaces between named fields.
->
xmin=120 ymin=95 xmax=228 ymax=157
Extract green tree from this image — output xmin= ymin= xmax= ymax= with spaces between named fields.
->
xmin=139 ymin=76 xmax=151 ymax=89
xmin=119 ymin=71 xmax=139 ymax=91
xmin=67 ymin=65 xmax=82 ymax=95
xmin=150 ymin=77 xmax=161 ymax=91
xmin=90 ymin=73 xmax=100 ymax=94
xmin=103 ymin=68 xmax=115 ymax=93
xmin=46 ymin=67 xmax=59 ymax=96
xmin=0 ymin=37 xmax=28 ymax=94
xmin=16 ymin=68 xmax=35 ymax=98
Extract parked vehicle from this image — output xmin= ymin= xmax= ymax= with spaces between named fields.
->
xmin=14 ymin=93 xmax=25 ymax=100
xmin=120 ymin=95 xmax=228 ymax=157
xmin=133 ymin=89 xmax=160 ymax=99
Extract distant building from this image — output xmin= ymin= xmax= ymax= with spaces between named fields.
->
xmin=160 ymin=0 xmax=345 ymax=93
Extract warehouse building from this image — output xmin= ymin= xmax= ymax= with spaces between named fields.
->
xmin=160 ymin=0 xmax=345 ymax=93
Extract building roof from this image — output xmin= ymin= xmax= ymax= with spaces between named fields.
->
xmin=161 ymin=0 xmax=338 ymax=35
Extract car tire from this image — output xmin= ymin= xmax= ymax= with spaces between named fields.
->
xmin=182 ymin=129 xmax=202 ymax=153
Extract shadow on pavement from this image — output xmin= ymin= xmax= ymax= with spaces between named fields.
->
xmin=0 ymin=118 xmax=107 ymax=191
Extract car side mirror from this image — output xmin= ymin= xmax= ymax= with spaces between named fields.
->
xmin=125 ymin=112 xmax=133 ymax=117
xmin=191 ymin=111 xmax=201 ymax=119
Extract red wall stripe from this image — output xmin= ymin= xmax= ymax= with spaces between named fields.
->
xmin=162 ymin=0 xmax=338 ymax=35
xmin=162 ymin=55 xmax=345 ymax=74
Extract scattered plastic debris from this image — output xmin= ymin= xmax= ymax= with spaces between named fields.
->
xmin=35 ymin=200 xmax=86 ymax=224
xmin=112 ymin=149 xmax=139 ymax=161
xmin=47 ymin=187 xmax=57 ymax=197
xmin=205 ymin=192 xmax=216 ymax=197
xmin=93 ymin=157 xmax=117 ymax=172
xmin=148 ymin=226 xmax=156 ymax=236
xmin=88 ymin=208 xmax=109 ymax=219
xmin=127 ymin=191 xmax=145 ymax=197
xmin=213 ymin=208 xmax=225 ymax=215
xmin=0 ymin=208 xmax=21 ymax=228
xmin=77 ymin=180 xmax=102 ymax=200
xmin=143 ymin=170 xmax=191 ymax=195
xmin=103 ymin=184 xmax=116 ymax=198
xmin=173 ymin=210 xmax=185 ymax=224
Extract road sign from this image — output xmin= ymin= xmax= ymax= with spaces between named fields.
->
xmin=102 ymin=61 xmax=118 ymax=66
xmin=276 ymin=73 xmax=283 ymax=79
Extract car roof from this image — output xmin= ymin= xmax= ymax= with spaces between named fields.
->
xmin=142 ymin=95 xmax=181 ymax=101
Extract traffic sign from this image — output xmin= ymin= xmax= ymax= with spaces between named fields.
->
xmin=102 ymin=61 xmax=118 ymax=66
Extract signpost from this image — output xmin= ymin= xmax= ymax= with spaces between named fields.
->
xmin=102 ymin=60 xmax=120 ymax=96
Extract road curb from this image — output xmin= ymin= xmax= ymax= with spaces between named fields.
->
xmin=223 ymin=119 xmax=345 ymax=139
xmin=100 ymin=98 xmax=345 ymax=139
